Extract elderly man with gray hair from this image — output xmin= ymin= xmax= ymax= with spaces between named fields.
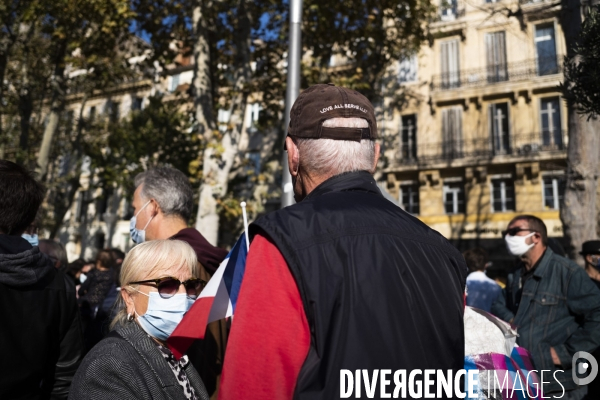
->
xmin=219 ymin=84 xmax=468 ymax=400
xmin=130 ymin=166 xmax=228 ymax=396
xmin=131 ymin=167 xmax=227 ymax=274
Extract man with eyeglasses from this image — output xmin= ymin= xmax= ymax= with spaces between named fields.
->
xmin=492 ymin=215 xmax=600 ymax=400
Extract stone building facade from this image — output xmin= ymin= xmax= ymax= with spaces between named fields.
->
xmin=380 ymin=0 xmax=569 ymax=265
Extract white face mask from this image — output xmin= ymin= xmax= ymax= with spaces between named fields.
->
xmin=505 ymin=232 xmax=536 ymax=257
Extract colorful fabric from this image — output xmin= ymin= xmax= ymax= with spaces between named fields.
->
xmin=464 ymin=347 xmax=542 ymax=399
xmin=167 ymin=234 xmax=247 ymax=359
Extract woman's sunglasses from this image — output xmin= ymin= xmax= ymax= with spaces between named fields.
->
xmin=128 ymin=276 xmax=207 ymax=299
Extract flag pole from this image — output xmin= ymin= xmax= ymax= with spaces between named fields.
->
xmin=240 ymin=202 xmax=250 ymax=251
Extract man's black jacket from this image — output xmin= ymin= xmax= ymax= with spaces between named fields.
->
xmin=251 ymin=171 xmax=468 ymax=400
xmin=0 ymin=235 xmax=84 ymax=399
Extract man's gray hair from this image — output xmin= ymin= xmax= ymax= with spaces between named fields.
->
xmin=134 ymin=167 xmax=194 ymax=221
xmin=296 ymin=118 xmax=376 ymax=177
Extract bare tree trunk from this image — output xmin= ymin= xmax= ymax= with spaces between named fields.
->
xmin=0 ymin=14 xmax=21 ymax=155
xmin=192 ymin=0 xmax=218 ymax=243
xmin=559 ymin=0 xmax=600 ymax=263
xmin=16 ymin=22 xmax=36 ymax=158
xmin=194 ymin=0 xmax=252 ymax=246
xmin=37 ymin=40 xmax=67 ymax=179
xmin=47 ymin=95 xmax=88 ymax=238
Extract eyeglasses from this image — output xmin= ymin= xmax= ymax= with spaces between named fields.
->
xmin=502 ymin=227 xmax=536 ymax=237
xmin=128 ymin=276 xmax=207 ymax=299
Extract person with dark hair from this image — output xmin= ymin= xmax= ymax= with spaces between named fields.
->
xmin=78 ymin=249 xmax=117 ymax=352
xmin=0 ymin=160 xmax=83 ymax=399
xmin=463 ymin=248 xmax=500 ymax=312
xmin=39 ymin=239 xmax=68 ymax=269
xmin=492 ymin=215 xmax=600 ymax=399
xmin=131 ymin=166 xmax=229 ymax=395
xmin=98 ymin=248 xmax=127 ymax=333
xmin=63 ymin=258 xmax=86 ymax=287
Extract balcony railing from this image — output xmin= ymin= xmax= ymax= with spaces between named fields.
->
xmin=395 ymin=131 xmax=566 ymax=165
xmin=431 ymin=57 xmax=562 ymax=91
xmin=437 ymin=5 xmax=466 ymax=21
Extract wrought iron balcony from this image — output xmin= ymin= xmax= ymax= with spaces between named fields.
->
xmin=431 ymin=57 xmax=562 ymax=91
xmin=437 ymin=5 xmax=466 ymax=22
xmin=395 ymin=131 xmax=566 ymax=165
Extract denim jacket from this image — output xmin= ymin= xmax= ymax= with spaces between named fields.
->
xmin=491 ymin=248 xmax=600 ymax=394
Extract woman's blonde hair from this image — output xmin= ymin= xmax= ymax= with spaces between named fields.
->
xmin=110 ymin=239 xmax=199 ymax=329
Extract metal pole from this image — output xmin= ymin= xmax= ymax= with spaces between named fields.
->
xmin=281 ymin=0 xmax=303 ymax=208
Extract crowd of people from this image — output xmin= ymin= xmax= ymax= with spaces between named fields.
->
xmin=1 ymin=83 xmax=600 ymax=400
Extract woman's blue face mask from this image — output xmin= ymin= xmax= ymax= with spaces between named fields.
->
xmin=131 ymin=290 xmax=195 ymax=341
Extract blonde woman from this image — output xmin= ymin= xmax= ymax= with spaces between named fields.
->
xmin=69 ymin=240 xmax=209 ymax=400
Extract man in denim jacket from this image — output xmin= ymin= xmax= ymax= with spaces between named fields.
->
xmin=492 ymin=215 xmax=600 ymax=399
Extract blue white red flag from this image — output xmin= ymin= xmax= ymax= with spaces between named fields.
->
xmin=167 ymin=233 xmax=248 ymax=359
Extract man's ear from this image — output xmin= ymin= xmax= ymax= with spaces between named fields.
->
xmin=149 ymin=198 xmax=161 ymax=217
xmin=286 ymin=136 xmax=300 ymax=177
xmin=370 ymin=142 xmax=381 ymax=174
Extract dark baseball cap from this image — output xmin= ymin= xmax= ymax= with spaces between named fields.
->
xmin=287 ymin=83 xmax=378 ymax=142
xmin=581 ymin=240 xmax=600 ymax=255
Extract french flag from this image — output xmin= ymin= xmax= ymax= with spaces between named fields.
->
xmin=168 ymin=234 xmax=248 ymax=359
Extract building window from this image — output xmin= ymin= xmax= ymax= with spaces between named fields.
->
xmin=399 ymin=184 xmax=420 ymax=214
xmin=440 ymin=0 xmax=458 ymax=21
xmin=540 ymin=97 xmax=562 ymax=148
xmin=249 ymin=102 xmax=262 ymax=129
xmin=246 ymin=151 xmax=261 ymax=177
xmin=170 ymin=73 xmax=180 ymax=92
xmin=217 ymin=108 xmax=231 ymax=132
xmin=109 ymin=101 xmax=120 ymax=123
xmin=398 ymin=55 xmax=418 ymax=83
xmin=88 ymin=106 xmax=96 ymax=121
xmin=535 ymin=24 xmax=558 ymax=76
xmin=400 ymin=114 xmax=417 ymax=160
xmin=485 ymin=31 xmax=507 ymax=83
xmin=64 ymin=110 xmax=74 ymax=135
xmin=443 ymin=181 xmax=465 ymax=214
xmin=131 ymin=96 xmax=143 ymax=111
xmin=489 ymin=102 xmax=510 ymax=155
xmin=491 ymin=178 xmax=515 ymax=212
xmin=442 ymin=107 xmax=463 ymax=159
xmin=440 ymin=40 xmax=460 ymax=89
xmin=543 ymin=175 xmax=565 ymax=210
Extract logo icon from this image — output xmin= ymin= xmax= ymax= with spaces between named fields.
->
xmin=572 ymin=351 xmax=598 ymax=385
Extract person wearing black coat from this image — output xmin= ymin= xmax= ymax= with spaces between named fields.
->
xmin=0 ymin=160 xmax=84 ymax=399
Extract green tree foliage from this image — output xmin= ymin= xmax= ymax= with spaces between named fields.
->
xmin=300 ymin=0 xmax=435 ymax=99
xmin=91 ymin=94 xmax=199 ymax=190
xmin=563 ymin=6 xmax=600 ymax=118
xmin=2 ymin=0 xmax=436 ymax=243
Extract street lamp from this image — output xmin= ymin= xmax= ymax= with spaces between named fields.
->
xmin=281 ymin=0 xmax=303 ymax=208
